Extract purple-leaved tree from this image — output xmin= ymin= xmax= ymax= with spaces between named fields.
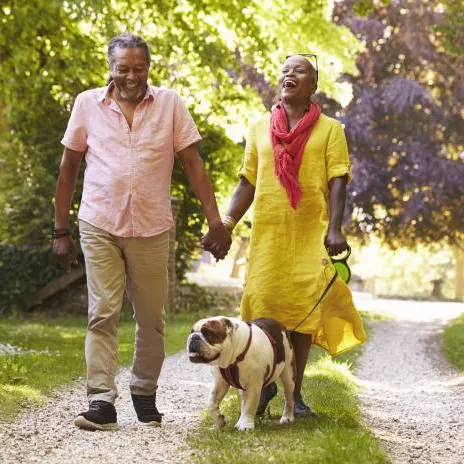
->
xmin=334 ymin=0 xmax=464 ymax=248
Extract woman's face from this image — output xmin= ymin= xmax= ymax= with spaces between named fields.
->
xmin=278 ymin=55 xmax=317 ymax=101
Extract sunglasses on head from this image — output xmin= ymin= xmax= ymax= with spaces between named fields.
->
xmin=285 ymin=53 xmax=318 ymax=83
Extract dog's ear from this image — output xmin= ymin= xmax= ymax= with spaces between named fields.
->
xmin=201 ymin=320 xmax=228 ymax=344
xmin=221 ymin=318 xmax=234 ymax=331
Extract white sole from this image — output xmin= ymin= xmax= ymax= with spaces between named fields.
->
xmin=137 ymin=419 xmax=161 ymax=427
xmin=74 ymin=415 xmax=119 ymax=431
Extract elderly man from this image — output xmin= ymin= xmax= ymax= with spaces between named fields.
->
xmin=53 ymin=33 xmax=230 ymax=430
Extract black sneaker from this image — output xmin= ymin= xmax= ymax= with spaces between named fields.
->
xmin=131 ymin=393 xmax=163 ymax=426
xmin=256 ymin=382 xmax=278 ymax=416
xmin=294 ymin=394 xmax=318 ymax=417
xmin=74 ymin=400 xmax=118 ymax=431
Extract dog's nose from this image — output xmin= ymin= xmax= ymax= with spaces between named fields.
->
xmin=190 ymin=333 xmax=201 ymax=341
xmin=188 ymin=333 xmax=202 ymax=352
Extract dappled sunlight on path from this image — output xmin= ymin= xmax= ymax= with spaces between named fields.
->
xmin=354 ymin=296 xmax=464 ymax=323
xmin=0 ymin=353 xmax=212 ymax=464
xmin=355 ymin=304 xmax=464 ymax=464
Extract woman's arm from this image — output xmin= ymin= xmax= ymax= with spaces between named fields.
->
xmin=201 ymin=177 xmax=255 ymax=259
xmin=325 ymin=175 xmax=348 ymax=256
xmin=225 ymin=177 xmax=256 ymax=223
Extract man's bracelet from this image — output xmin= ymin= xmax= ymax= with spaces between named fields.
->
xmin=52 ymin=228 xmax=71 ymax=239
xmin=221 ymin=216 xmax=237 ymax=233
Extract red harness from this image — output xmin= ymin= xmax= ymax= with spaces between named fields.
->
xmin=219 ymin=323 xmax=278 ymax=390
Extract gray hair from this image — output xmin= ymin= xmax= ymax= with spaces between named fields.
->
xmin=107 ymin=33 xmax=151 ymax=67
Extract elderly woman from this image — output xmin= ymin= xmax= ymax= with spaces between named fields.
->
xmin=204 ymin=54 xmax=367 ymax=416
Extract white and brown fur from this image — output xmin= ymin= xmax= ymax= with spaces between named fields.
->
xmin=187 ymin=316 xmax=295 ymax=431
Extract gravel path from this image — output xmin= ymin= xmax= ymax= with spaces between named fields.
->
xmin=1 ymin=298 xmax=463 ymax=464
xmin=355 ymin=300 xmax=464 ymax=464
xmin=0 ymin=352 xmax=212 ymax=464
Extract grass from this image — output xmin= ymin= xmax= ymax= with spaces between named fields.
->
xmin=187 ymin=321 xmax=386 ymax=464
xmin=0 ymin=308 xmax=387 ymax=463
xmin=0 ymin=310 xmax=198 ymax=421
xmin=443 ymin=313 xmax=464 ymax=372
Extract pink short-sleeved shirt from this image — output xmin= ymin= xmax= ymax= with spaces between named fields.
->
xmin=61 ymin=83 xmax=201 ymax=237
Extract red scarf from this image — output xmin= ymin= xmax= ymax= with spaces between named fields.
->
xmin=270 ymin=102 xmax=321 ymax=208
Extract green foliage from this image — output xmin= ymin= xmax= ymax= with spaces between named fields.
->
xmin=334 ymin=1 xmax=464 ymax=247
xmin=352 ymin=0 xmax=390 ymax=17
xmin=434 ymin=0 xmax=464 ymax=57
xmin=172 ymin=117 xmax=242 ymax=279
xmin=443 ymin=314 xmax=464 ymax=372
xmin=0 ymin=311 xmax=198 ymax=420
xmin=0 ymin=0 xmax=361 ymax=313
xmin=0 ymin=1 xmax=102 ymax=312
xmin=235 ymin=0 xmax=362 ymax=109
xmin=0 ymin=244 xmax=62 ymax=314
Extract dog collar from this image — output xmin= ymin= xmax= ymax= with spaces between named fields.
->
xmin=219 ymin=323 xmax=279 ymax=391
xmin=219 ymin=323 xmax=253 ymax=390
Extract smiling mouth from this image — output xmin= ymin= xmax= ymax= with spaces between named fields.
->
xmin=283 ymin=80 xmax=297 ymax=88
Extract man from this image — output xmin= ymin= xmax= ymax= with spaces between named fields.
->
xmin=53 ymin=33 xmax=231 ymax=431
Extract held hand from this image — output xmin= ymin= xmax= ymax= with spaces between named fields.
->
xmin=201 ymin=222 xmax=232 ymax=260
xmin=52 ymin=236 xmax=78 ymax=271
xmin=324 ymin=229 xmax=348 ymax=257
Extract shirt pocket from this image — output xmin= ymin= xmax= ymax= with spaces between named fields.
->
xmin=137 ymin=122 xmax=174 ymax=153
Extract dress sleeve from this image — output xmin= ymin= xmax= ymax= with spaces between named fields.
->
xmin=61 ymin=93 xmax=88 ymax=152
xmin=173 ymin=92 xmax=202 ymax=152
xmin=326 ymin=120 xmax=352 ymax=183
xmin=238 ymin=123 xmax=258 ymax=186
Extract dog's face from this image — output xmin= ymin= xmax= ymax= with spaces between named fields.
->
xmin=187 ymin=317 xmax=235 ymax=365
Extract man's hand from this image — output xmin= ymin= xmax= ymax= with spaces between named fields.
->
xmin=201 ymin=222 xmax=232 ymax=260
xmin=324 ymin=229 xmax=348 ymax=257
xmin=53 ymin=236 xmax=78 ymax=271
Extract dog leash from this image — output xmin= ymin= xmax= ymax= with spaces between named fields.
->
xmin=290 ymin=271 xmax=338 ymax=333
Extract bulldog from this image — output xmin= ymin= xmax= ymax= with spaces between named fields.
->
xmin=187 ymin=316 xmax=295 ymax=431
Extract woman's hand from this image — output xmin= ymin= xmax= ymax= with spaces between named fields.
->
xmin=324 ymin=229 xmax=348 ymax=257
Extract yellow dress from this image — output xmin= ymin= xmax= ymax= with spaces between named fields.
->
xmin=239 ymin=113 xmax=367 ymax=356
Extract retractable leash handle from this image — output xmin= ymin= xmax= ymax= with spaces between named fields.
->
xmin=290 ymin=245 xmax=352 ymax=333
xmin=330 ymin=245 xmax=352 ymax=284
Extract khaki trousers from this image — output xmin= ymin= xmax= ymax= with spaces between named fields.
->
xmin=79 ymin=220 xmax=169 ymax=403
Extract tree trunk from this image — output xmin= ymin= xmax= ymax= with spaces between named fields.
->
xmin=230 ymin=237 xmax=249 ymax=278
xmin=453 ymin=246 xmax=464 ymax=301
xmin=23 ymin=264 xmax=85 ymax=310
xmin=167 ymin=197 xmax=181 ymax=317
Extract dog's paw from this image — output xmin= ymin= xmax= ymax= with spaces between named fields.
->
xmin=213 ymin=414 xmax=226 ymax=429
xmin=235 ymin=417 xmax=255 ymax=431
xmin=279 ymin=415 xmax=294 ymax=425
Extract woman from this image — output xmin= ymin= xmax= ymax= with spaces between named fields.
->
xmin=204 ymin=54 xmax=367 ymax=416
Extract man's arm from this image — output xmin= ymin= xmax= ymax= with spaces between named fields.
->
xmin=53 ymin=147 xmax=85 ymax=270
xmin=177 ymin=143 xmax=231 ymax=259
xmin=325 ymin=175 xmax=348 ymax=256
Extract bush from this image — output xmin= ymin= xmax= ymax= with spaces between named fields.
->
xmin=0 ymin=244 xmax=61 ymax=315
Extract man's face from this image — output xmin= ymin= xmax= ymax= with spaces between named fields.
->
xmin=278 ymin=55 xmax=317 ymax=101
xmin=110 ymin=47 xmax=149 ymax=102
